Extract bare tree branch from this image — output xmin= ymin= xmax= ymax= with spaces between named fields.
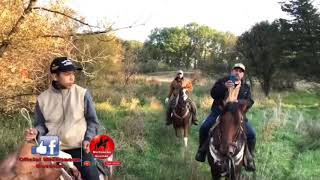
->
xmin=32 ymin=7 xmax=99 ymax=28
xmin=0 ymin=93 xmax=38 ymax=100
xmin=96 ymin=36 xmax=116 ymax=42
xmin=38 ymin=23 xmax=145 ymax=38
xmin=0 ymin=0 xmax=38 ymax=57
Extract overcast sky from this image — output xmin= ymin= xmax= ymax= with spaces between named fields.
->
xmin=67 ymin=0 xmax=320 ymax=42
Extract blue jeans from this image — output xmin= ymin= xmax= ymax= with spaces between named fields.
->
xmin=199 ymin=106 xmax=256 ymax=149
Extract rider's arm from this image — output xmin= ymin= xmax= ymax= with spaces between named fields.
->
xmin=167 ymin=82 xmax=174 ymax=98
xmin=210 ymin=78 xmax=227 ymax=100
xmin=84 ymin=90 xmax=101 ymax=141
xmin=34 ymin=101 xmax=48 ymax=138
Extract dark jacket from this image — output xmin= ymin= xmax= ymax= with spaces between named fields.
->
xmin=210 ymin=77 xmax=254 ymax=111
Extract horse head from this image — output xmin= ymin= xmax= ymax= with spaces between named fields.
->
xmin=219 ymin=100 xmax=248 ymax=156
xmin=178 ymin=88 xmax=188 ymax=103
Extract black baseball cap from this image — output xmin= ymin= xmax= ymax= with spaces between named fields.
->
xmin=50 ymin=57 xmax=82 ymax=73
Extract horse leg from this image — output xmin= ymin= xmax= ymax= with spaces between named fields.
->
xmin=175 ymin=126 xmax=179 ymax=137
xmin=174 ymin=127 xmax=179 ymax=144
xmin=183 ymin=125 xmax=188 ymax=148
xmin=210 ymin=167 xmax=220 ymax=180
xmin=235 ymin=166 xmax=242 ymax=180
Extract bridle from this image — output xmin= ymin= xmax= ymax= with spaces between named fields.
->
xmin=173 ymin=88 xmax=190 ymax=120
xmin=222 ymin=110 xmax=245 ymax=180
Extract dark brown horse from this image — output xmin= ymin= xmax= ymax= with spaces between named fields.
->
xmin=207 ymin=100 xmax=248 ymax=180
xmin=171 ymin=88 xmax=192 ymax=148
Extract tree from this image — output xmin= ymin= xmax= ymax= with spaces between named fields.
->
xmin=122 ymin=40 xmax=142 ymax=85
xmin=143 ymin=23 xmax=238 ymax=72
xmin=280 ymin=0 xmax=320 ymax=81
xmin=0 ymin=0 xmax=77 ymax=112
xmin=145 ymin=27 xmax=190 ymax=68
xmin=184 ymin=23 xmax=216 ymax=69
xmin=237 ymin=21 xmax=283 ymax=96
xmin=73 ymin=34 xmax=123 ymax=86
xmin=0 ymin=0 xmax=123 ymax=113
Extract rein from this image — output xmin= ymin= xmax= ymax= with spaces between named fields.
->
xmin=173 ymin=108 xmax=189 ymax=120
xmin=215 ymin=112 xmax=246 ymax=179
xmin=20 ymin=108 xmax=77 ymax=180
xmin=21 ymin=108 xmax=39 ymax=146
xmin=227 ymin=153 xmax=236 ymax=180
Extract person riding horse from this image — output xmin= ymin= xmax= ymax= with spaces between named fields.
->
xmin=165 ymin=70 xmax=198 ymax=126
xmin=25 ymin=57 xmax=101 ymax=180
xmin=195 ymin=63 xmax=256 ymax=172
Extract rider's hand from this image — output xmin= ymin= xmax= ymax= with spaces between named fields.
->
xmin=25 ymin=128 xmax=38 ymax=142
xmin=225 ymin=80 xmax=234 ymax=89
xmin=165 ymin=98 xmax=169 ymax=104
xmin=83 ymin=140 xmax=90 ymax=154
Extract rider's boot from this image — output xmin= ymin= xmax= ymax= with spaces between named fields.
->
xmin=245 ymin=141 xmax=256 ymax=172
xmin=166 ymin=108 xmax=172 ymax=126
xmin=189 ymin=100 xmax=198 ymax=125
xmin=195 ymin=137 xmax=208 ymax=162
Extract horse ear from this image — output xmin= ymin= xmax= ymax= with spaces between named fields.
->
xmin=238 ymin=99 xmax=248 ymax=114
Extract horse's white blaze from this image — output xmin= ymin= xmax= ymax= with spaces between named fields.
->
xmin=183 ymin=96 xmax=188 ymax=101
xmin=182 ymin=88 xmax=188 ymax=101
xmin=182 ymin=89 xmax=187 ymax=94
xmin=183 ymin=137 xmax=188 ymax=147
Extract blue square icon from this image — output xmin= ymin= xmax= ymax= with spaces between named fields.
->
xmin=31 ymin=136 xmax=60 ymax=156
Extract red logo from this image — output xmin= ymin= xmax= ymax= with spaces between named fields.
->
xmin=104 ymin=161 xmax=121 ymax=166
xmin=89 ymin=135 xmax=115 ymax=160
xmin=83 ymin=161 xmax=91 ymax=166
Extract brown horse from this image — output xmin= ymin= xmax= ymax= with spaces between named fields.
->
xmin=171 ymin=88 xmax=192 ymax=148
xmin=207 ymin=100 xmax=248 ymax=180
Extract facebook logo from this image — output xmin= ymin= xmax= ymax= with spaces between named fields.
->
xmin=32 ymin=136 xmax=60 ymax=156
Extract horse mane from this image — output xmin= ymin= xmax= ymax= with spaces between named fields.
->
xmin=221 ymin=100 xmax=248 ymax=117
xmin=220 ymin=102 xmax=241 ymax=123
xmin=222 ymin=102 xmax=238 ymax=114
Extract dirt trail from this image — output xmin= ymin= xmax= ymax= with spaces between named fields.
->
xmin=138 ymin=71 xmax=207 ymax=85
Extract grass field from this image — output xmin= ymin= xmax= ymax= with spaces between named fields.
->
xmin=0 ymin=75 xmax=319 ymax=179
